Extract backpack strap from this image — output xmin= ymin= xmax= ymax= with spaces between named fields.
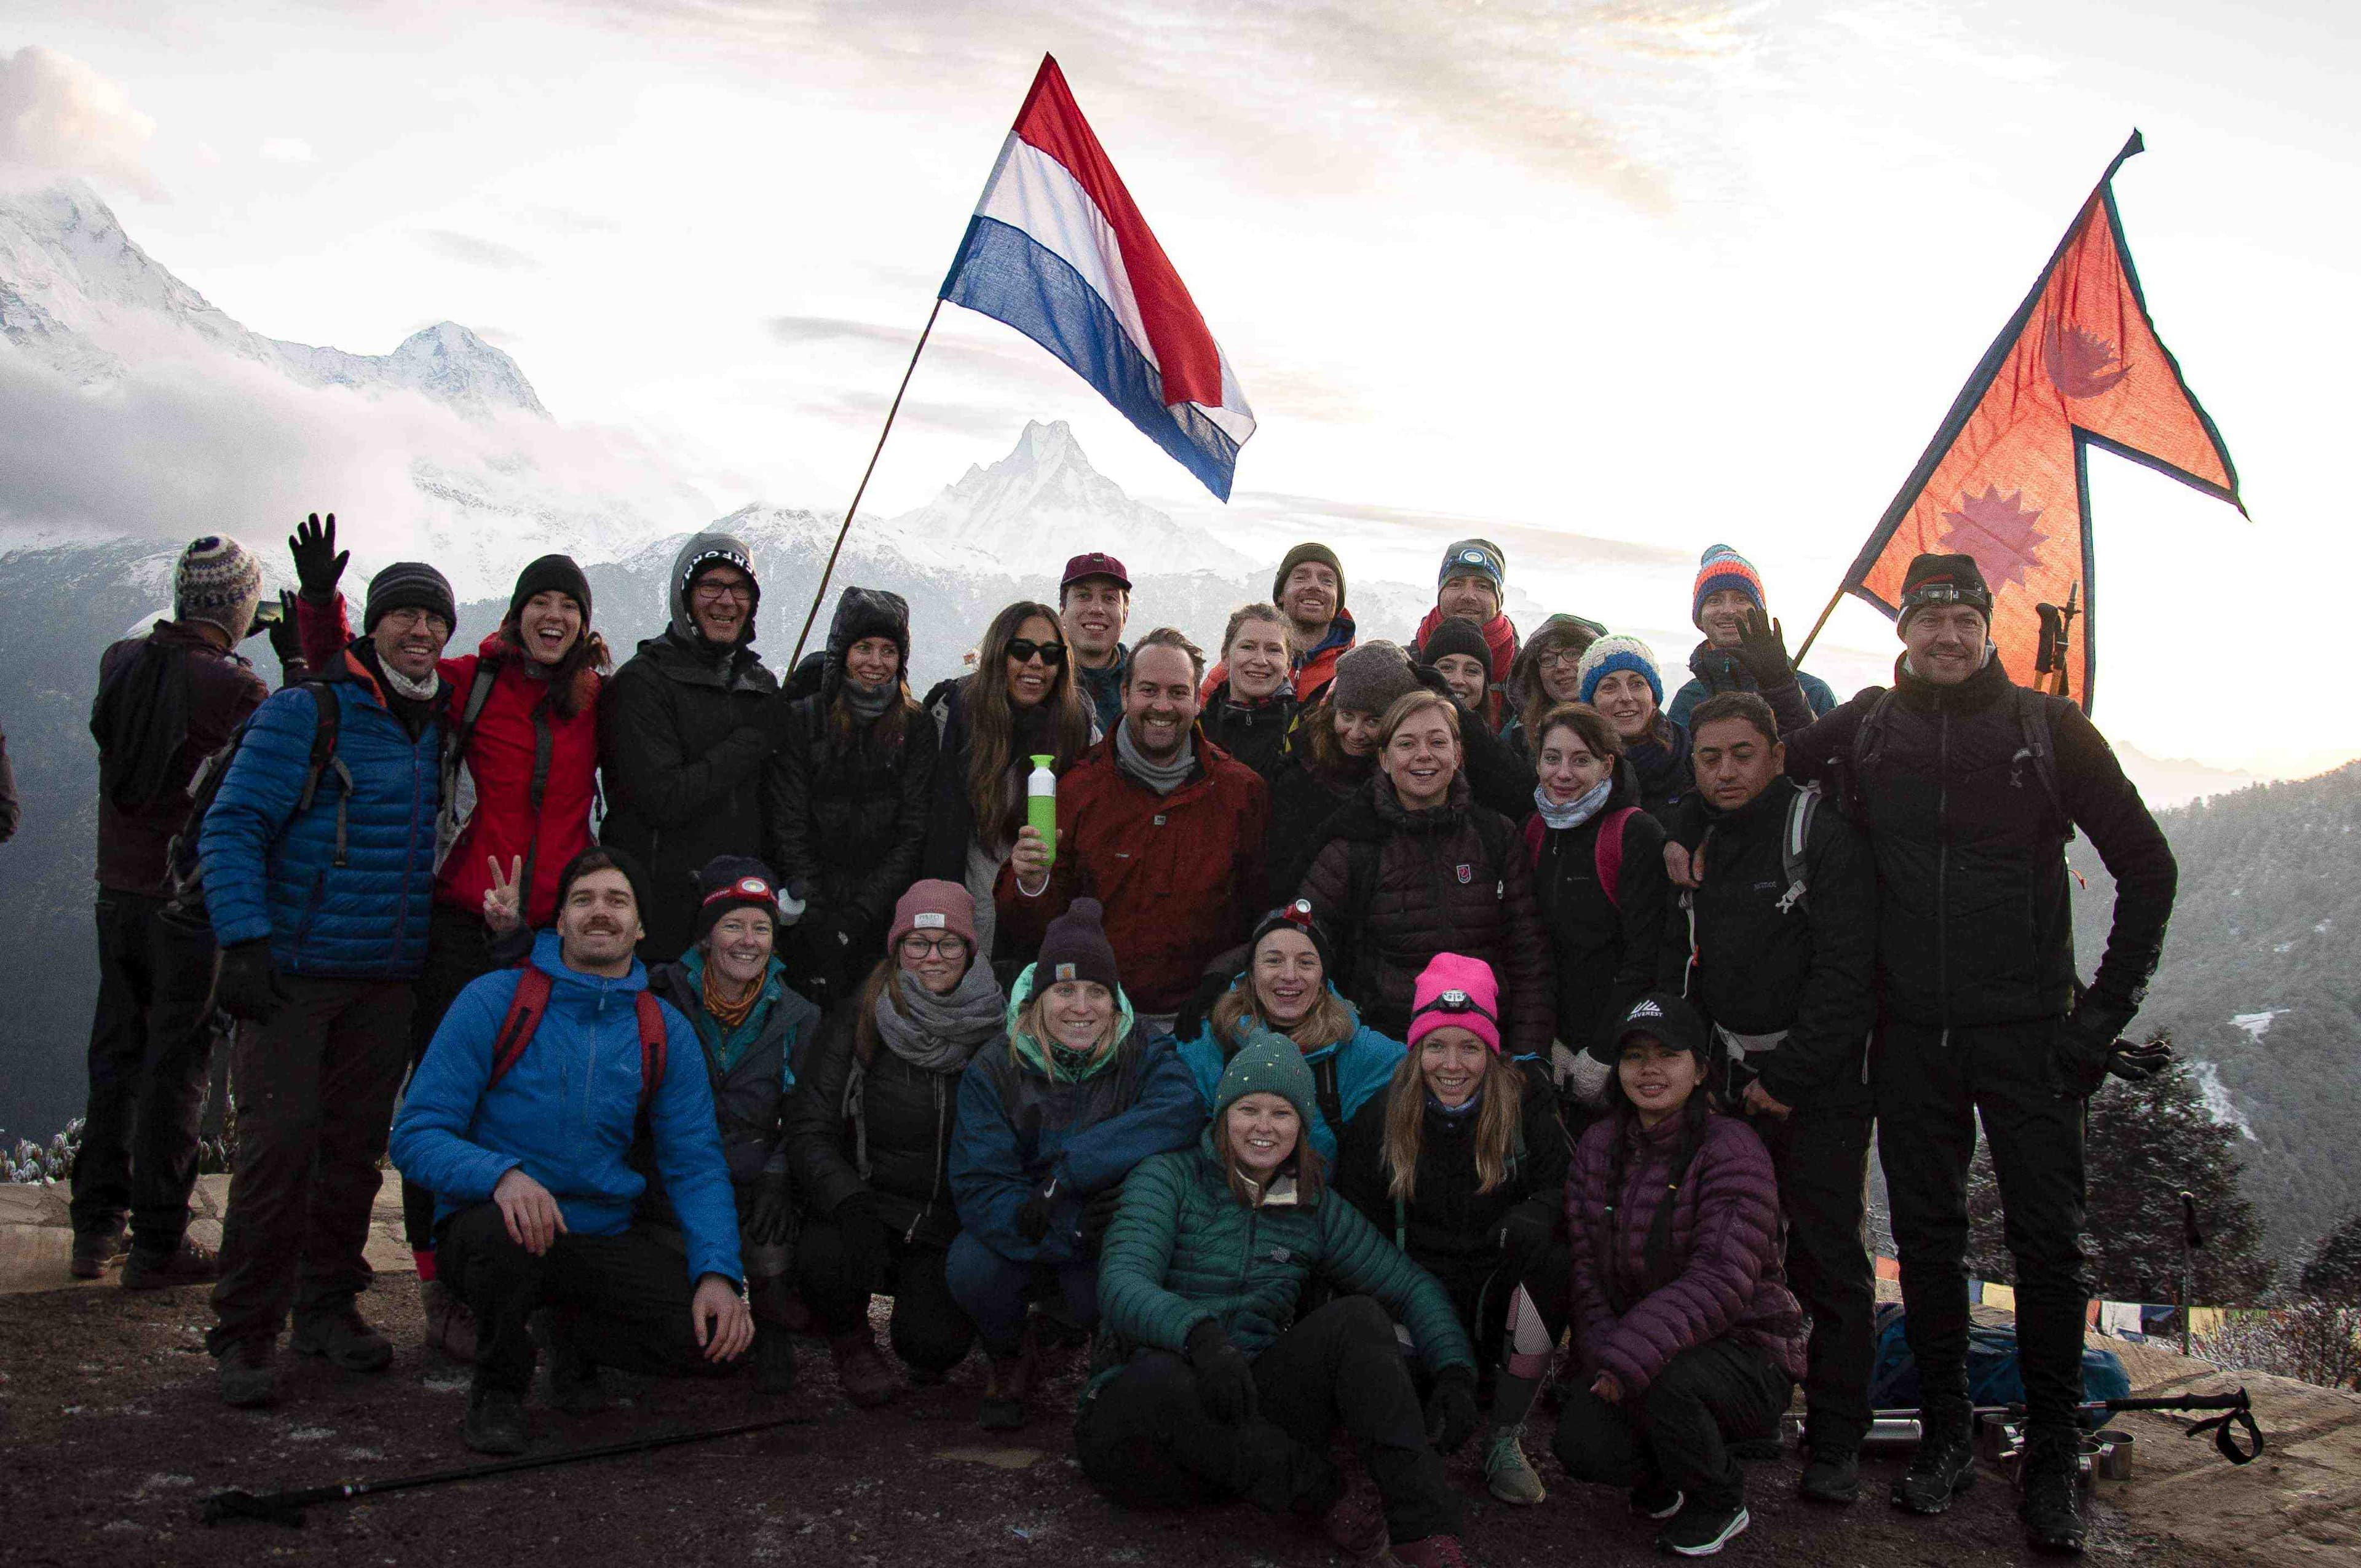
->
xmin=1591 ymin=806 xmax=1639 ymax=908
xmin=635 ymin=991 xmax=669 ymax=1122
xmin=488 ymin=965 xmax=556 ymax=1090
xmin=1834 ymin=688 xmax=1897 ymax=825
xmin=290 ymin=683 xmax=349 ymax=869
xmin=2011 ymin=686 xmax=2073 ymax=842
xmin=1777 ymin=783 xmax=1821 ymax=916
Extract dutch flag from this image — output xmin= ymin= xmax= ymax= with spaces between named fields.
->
xmin=940 ymin=55 xmax=1257 ymax=501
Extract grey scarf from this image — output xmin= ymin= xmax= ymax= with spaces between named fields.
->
xmin=1115 ymin=718 xmax=1195 ymax=795
xmin=381 ymin=659 xmax=440 ymax=702
xmin=1534 ymin=775 xmax=1613 ymax=831
xmin=840 ymin=676 xmax=896 ymax=724
xmin=844 ymin=960 xmax=1006 ymax=1182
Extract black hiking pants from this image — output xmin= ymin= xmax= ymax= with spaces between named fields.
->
xmin=437 ymin=1202 xmax=716 ymax=1396
xmin=1075 ymin=1296 xmax=1463 ymax=1546
xmin=70 ymin=892 xmax=220 ymax=1253
xmin=207 ymin=977 xmax=411 ymax=1352
xmin=1552 ymin=1337 xmax=1792 ymax=1511
xmin=401 ymin=905 xmax=499 ymax=1257
xmin=1751 ymin=1102 xmax=1876 ymax=1449
xmin=1877 ymin=1017 xmax=2089 ymax=1431
xmin=796 ymin=1213 xmax=974 ymax=1376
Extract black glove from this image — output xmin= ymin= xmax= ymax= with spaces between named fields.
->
xmin=1080 ymin=1187 xmax=1124 ymax=1256
xmin=213 ymin=940 xmax=288 ymax=1023
xmin=834 ymin=1193 xmax=890 ymax=1287
xmin=1172 ymin=968 xmax=1234 ymax=1045
xmin=1734 ymin=611 xmax=1796 ymax=689
xmin=745 ymin=1173 xmax=794 ymax=1247
xmin=1014 ymin=1176 xmax=1061 ymax=1243
xmin=263 ymin=588 xmax=306 ymax=673
xmin=287 ymin=512 xmax=347 ymax=601
xmin=1185 ymin=1320 xmax=1258 ymax=1425
xmin=1497 ymin=1203 xmax=1556 ymax=1272
xmin=1410 ymin=663 xmax=1457 ymax=702
xmin=2052 ymin=1010 xmax=2171 ymax=1099
xmin=1423 ymin=1364 xmax=1480 ymax=1455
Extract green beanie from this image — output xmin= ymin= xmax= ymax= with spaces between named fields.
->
xmin=1213 ymin=1026 xmax=1319 ymax=1128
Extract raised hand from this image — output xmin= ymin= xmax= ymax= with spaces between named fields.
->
xmin=482 ymin=855 xmax=524 ymax=933
xmin=1734 ymin=609 xmax=1796 ymax=689
xmin=288 ymin=512 xmax=348 ymax=600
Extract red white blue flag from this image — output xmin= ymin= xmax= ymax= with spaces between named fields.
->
xmin=941 ymin=55 xmax=1256 ymax=500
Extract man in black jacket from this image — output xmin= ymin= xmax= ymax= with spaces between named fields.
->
xmin=599 ymin=532 xmax=788 ymax=964
xmin=1661 ymin=691 xmax=1877 ymax=1505
xmin=1739 ymin=553 xmax=2176 ymax=1553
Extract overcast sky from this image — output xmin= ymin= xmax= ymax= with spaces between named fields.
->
xmin=3 ymin=1 xmax=2354 ymax=775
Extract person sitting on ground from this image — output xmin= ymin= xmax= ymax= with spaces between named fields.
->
xmin=1417 ymin=614 xmax=1505 ymax=736
xmin=1174 ymin=900 xmax=1404 ymax=1163
xmin=1200 ymin=602 xmax=1299 ymax=780
xmin=1574 ymin=635 xmax=1693 ymax=825
xmin=786 ymin=880 xmax=1006 ymax=1408
xmin=946 ymin=898 xmax=1202 ymax=1431
xmin=390 ymin=847 xmax=754 ymax=1455
xmin=1666 ymin=545 xmax=1838 ymax=730
xmin=1080 ymin=1031 xmax=1482 ymax=1568
xmin=1412 ymin=539 xmax=1519 ymax=703
xmin=1659 ymin=691 xmax=1877 ymax=1505
xmin=1000 ymin=627 xmax=1270 ymax=1033
xmin=1502 ymin=612 xmax=1607 ymax=759
xmin=641 ymin=856 xmax=820 ymax=1396
xmin=1297 ymin=689 xmax=1553 ymax=1053
xmin=1554 ymin=992 xmax=1804 ymax=1559
xmin=1337 ymin=954 xmax=1571 ymax=1510
xmin=1262 ymin=640 xmax=1422 ymax=905
xmin=1059 ymin=552 xmax=1133 ymax=734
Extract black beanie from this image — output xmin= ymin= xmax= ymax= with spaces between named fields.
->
xmin=824 ymin=586 xmax=912 ymax=684
xmin=1037 ymin=897 xmax=1120 ymax=994
xmin=1897 ymin=552 xmax=1992 ymax=632
xmin=692 ymin=854 xmax=782 ymax=945
xmin=1249 ymin=898 xmax=1337 ymax=983
xmin=1417 ymin=615 xmax=1493 ymax=675
xmin=508 ymin=554 xmax=592 ymax=627
xmin=1273 ymin=542 xmax=1347 ymax=614
xmin=364 ymin=561 xmax=457 ymax=632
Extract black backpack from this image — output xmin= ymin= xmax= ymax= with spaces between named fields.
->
xmin=162 ymin=682 xmax=344 ymax=930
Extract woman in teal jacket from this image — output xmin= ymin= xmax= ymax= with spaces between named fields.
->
xmin=1079 ymin=1033 xmax=1480 ymax=1568
xmin=1174 ymin=900 xmax=1404 ymax=1164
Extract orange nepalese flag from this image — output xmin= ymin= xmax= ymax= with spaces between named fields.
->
xmin=1843 ymin=132 xmax=2244 ymax=712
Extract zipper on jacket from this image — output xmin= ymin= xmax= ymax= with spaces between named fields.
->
xmin=1937 ymin=708 xmax=1950 ymax=1030
xmin=910 ymin=1073 xmax=948 ymax=1246
xmin=1236 ymin=1213 xmax=1259 ymax=1294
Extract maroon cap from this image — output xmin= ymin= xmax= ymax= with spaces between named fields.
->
xmin=1061 ymin=552 xmax=1131 ymax=591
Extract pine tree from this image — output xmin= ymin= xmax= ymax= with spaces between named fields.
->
xmin=2299 ymin=1211 xmax=2361 ymax=1304
xmin=1965 ymin=1058 xmax=2274 ymax=1305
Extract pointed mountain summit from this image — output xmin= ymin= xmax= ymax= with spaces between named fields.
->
xmin=884 ymin=420 xmax=1252 ymax=579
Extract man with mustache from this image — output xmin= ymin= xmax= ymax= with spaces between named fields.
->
xmin=392 ymin=847 xmax=751 ymax=1454
xmin=1001 ymin=628 xmax=1270 ymax=1034
xmin=1674 ymin=552 xmax=2177 ymax=1555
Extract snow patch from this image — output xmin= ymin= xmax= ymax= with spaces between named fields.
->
xmin=2188 ymin=1059 xmax=2258 ymax=1142
xmin=2228 ymin=1010 xmax=2287 ymax=1043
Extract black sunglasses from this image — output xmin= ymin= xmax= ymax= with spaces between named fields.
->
xmin=1008 ymin=638 xmax=1067 ymax=667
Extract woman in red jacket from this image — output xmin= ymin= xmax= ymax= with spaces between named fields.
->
xmin=1555 ymin=991 xmax=1805 ymax=1558
xmin=289 ymin=516 xmax=607 ymax=1360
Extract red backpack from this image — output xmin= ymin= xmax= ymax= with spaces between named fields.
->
xmin=485 ymin=967 xmax=668 ymax=1119
xmin=1522 ymin=806 xmax=1642 ymax=905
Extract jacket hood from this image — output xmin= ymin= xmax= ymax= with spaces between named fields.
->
xmin=1005 ymin=961 xmax=1137 ymax=1081
xmin=529 ymin=927 xmax=650 ymax=999
xmin=1508 ymin=613 xmax=1608 ymax=723
xmin=668 ymin=531 xmax=760 ymax=647
xmin=823 ymin=585 xmax=912 ymax=700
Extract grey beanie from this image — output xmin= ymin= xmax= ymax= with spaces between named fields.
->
xmin=1328 ymin=639 xmax=1421 ymax=716
xmin=175 ymin=536 xmax=264 ymax=640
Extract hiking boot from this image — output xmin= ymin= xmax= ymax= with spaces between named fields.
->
xmin=1629 ymin=1478 xmax=1685 ymax=1520
xmin=70 ymin=1225 xmax=125 ymax=1280
xmin=1656 ymin=1498 xmax=1750 ymax=1557
xmin=420 ymin=1278 xmax=478 ymax=1363
xmin=829 ymin=1332 xmax=901 ymax=1408
xmin=1388 ymin=1534 xmax=1473 ymax=1568
xmin=291 ymin=1304 xmax=395 ymax=1372
xmin=753 ymin=1329 xmax=799 ymax=1397
xmin=2019 ymin=1429 xmax=2086 ymax=1554
xmin=1892 ymin=1413 xmax=1977 ymax=1514
xmin=121 ymin=1240 xmax=219 ymax=1291
xmin=545 ymin=1332 xmax=608 ymax=1415
xmin=217 ymin=1340 xmax=279 ymax=1409
xmin=1798 ymin=1441 xmax=1861 ymax=1505
xmin=1483 ymin=1424 xmax=1547 ymax=1505
xmin=463 ymin=1385 xmax=529 ymax=1455
xmin=1315 ymin=1477 xmax=1389 ymax=1559
xmin=979 ymin=1340 xmax=1037 ymax=1430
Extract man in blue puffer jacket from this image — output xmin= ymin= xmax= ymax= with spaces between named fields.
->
xmin=393 ymin=847 xmax=753 ymax=1455
xmin=199 ymin=560 xmax=454 ymax=1409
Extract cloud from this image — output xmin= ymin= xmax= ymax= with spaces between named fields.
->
xmin=0 ymin=46 xmax=165 ymax=199
xmin=416 ymin=229 xmax=542 ymax=271
xmin=258 ymin=137 xmax=316 ymax=164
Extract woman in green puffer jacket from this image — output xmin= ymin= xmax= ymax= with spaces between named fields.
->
xmin=1077 ymin=1032 xmax=1483 ymax=1568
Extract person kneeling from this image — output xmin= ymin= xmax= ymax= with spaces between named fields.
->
xmin=390 ymin=849 xmax=754 ymax=1454
xmin=1080 ymin=1034 xmax=1481 ymax=1568
xmin=1554 ymin=993 xmax=1804 ymax=1557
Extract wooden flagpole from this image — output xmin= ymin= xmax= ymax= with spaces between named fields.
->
xmin=789 ymin=296 xmax=946 ymax=668
xmin=1791 ymin=582 xmax=1848 ymax=667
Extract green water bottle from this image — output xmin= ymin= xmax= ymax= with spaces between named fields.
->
xmin=1027 ymin=754 xmax=1058 ymax=870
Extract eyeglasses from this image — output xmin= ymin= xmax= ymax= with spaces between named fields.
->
xmin=693 ymin=580 xmax=753 ymax=603
xmin=898 ymin=935 xmax=970 ymax=959
xmin=1007 ymin=639 xmax=1067 ymax=667
xmin=379 ymin=607 xmax=452 ymax=636
xmin=1538 ymin=648 xmax=1585 ymax=671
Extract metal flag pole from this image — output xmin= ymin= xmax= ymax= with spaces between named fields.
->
xmin=788 ymin=296 xmax=946 ymax=669
xmin=1792 ymin=582 xmax=1848 ymax=666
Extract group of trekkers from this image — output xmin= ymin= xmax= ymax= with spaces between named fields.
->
xmin=67 ymin=515 xmax=2177 ymax=1564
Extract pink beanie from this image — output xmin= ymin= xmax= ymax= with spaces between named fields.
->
xmin=1406 ymin=952 xmax=1501 ymax=1053
xmin=890 ymin=879 xmax=978 ymax=952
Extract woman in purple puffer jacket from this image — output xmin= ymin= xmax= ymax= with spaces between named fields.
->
xmin=1554 ymin=991 xmax=1805 ymax=1559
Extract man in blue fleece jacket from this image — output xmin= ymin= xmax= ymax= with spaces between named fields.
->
xmin=392 ymin=847 xmax=753 ymax=1454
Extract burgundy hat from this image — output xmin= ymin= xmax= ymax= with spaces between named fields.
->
xmin=889 ymin=879 xmax=978 ymax=953
xmin=1061 ymin=552 xmax=1131 ymax=592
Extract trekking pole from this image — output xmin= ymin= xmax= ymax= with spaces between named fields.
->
xmin=1872 ymin=1389 xmax=2263 ymax=1465
xmin=199 ymin=1411 xmax=812 ymax=1527
xmin=789 ymin=296 xmax=946 ymax=670
xmin=2180 ymin=1189 xmax=2202 ymax=1358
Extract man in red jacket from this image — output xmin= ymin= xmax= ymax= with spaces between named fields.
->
xmin=1001 ymin=628 xmax=1270 ymax=1032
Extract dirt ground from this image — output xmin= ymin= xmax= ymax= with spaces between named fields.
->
xmin=0 ymin=1277 xmax=2221 ymax=1568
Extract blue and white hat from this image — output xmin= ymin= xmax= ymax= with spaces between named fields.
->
xmin=1575 ymin=633 xmax=1663 ymax=707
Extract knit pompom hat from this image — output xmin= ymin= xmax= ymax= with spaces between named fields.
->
xmin=1691 ymin=544 xmax=1765 ymax=628
xmin=1328 ymin=639 xmax=1420 ymax=716
xmin=1576 ymin=633 xmax=1663 ymax=707
xmin=890 ymin=878 xmax=977 ymax=953
xmin=1407 ymin=952 xmax=1501 ymax=1054
xmin=1273 ymin=542 xmax=1347 ymax=614
xmin=1214 ymin=1024 xmax=1320 ymax=1127
xmin=175 ymin=536 xmax=264 ymax=641
xmin=1037 ymin=897 xmax=1120 ymax=994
